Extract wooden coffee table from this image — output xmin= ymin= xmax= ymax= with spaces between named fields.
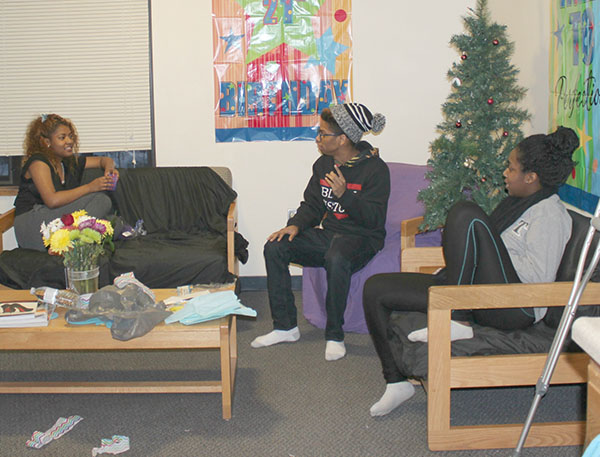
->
xmin=0 ymin=287 xmax=238 ymax=419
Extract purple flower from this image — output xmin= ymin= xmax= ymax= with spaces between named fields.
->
xmin=77 ymin=218 xmax=97 ymax=230
xmin=76 ymin=217 xmax=107 ymax=236
xmin=92 ymin=221 xmax=107 ymax=234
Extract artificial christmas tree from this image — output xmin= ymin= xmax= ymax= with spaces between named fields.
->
xmin=418 ymin=0 xmax=530 ymax=229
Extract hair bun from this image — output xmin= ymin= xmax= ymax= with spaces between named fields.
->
xmin=371 ymin=113 xmax=386 ymax=134
xmin=548 ymin=126 xmax=579 ymax=157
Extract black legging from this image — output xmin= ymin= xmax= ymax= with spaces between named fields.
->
xmin=363 ymin=201 xmax=535 ymax=383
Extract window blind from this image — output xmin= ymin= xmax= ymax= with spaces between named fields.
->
xmin=0 ymin=0 xmax=152 ymax=156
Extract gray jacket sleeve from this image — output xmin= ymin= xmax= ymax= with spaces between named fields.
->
xmin=501 ymin=194 xmax=571 ymax=284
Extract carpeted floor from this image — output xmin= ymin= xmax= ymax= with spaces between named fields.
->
xmin=0 ymin=290 xmax=586 ymax=456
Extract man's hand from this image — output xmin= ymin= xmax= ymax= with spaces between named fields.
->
xmin=267 ymin=225 xmax=300 ymax=242
xmin=325 ymin=165 xmax=346 ymax=198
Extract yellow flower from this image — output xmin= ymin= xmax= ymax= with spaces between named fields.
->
xmin=72 ymin=210 xmax=88 ymax=226
xmin=49 ymin=229 xmax=73 ymax=254
xmin=97 ymin=219 xmax=114 ymax=237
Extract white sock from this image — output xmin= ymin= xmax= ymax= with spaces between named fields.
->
xmin=250 ymin=327 xmax=300 ymax=348
xmin=407 ymin=320 xmax=473 ymax=343
xmin=370 ymin=382 xmax=415 ymax=417
xmin=325 ymin=340 xmax=346 ymax=361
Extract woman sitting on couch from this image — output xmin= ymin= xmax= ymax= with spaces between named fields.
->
xmin=362 ymin=126 xmax=578 ymax=417
xmin=14 ymin=114 xmax=117 ymax=251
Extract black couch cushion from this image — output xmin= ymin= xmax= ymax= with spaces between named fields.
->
xmin=388 ymin=311 xmax=562 ymax=380
xmin=544 ymin=209 xmax=600 ymax=326
xmin=109 ymin=232 xmax=230 ymax=287
xmin=111 ymin=166 xmax=235 ymax=235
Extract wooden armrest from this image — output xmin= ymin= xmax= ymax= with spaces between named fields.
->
xmin=400 ymin=215 xmax=444 ymax=273
xmin=0 ymin=208 xmax=15 ymax=234
xmin=401 ymin=216 xmax=425 ymax=250
xmin=401 ymin=246 xmax=444 ymax=273
xmin=0 ymin=208 xmax=15 ymax=253
xmin=0 ymin=186 xmax=18 ymax=197
xmin=227 ymin=200 xmax=238 ymax=276
xmin=428 ymin=281 xmax=600 ymax=311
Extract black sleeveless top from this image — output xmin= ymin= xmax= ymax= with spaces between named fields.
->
xmin=14 ymin=154 xmax=87 ymax=216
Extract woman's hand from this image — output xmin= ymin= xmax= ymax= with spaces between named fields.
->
xmin=86 ymin=156 xmax=118 ymax=178
xmin=101 ymin=157 xmax=118 ymax=178
xmin=88 ymin=175 xmax=117 ymax=193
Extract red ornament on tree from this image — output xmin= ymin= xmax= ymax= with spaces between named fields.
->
xmin=493 ymin=39 xmax=499 ymax=46
xmin=487 ymin=97 xmax=494 ymax=105
xmin=455 ymin=120 xmax=462 ymax=128
xmin=503 ymin=131 xmax=509 ymax=137
xmin=461 ymin=53 xmax=467 ymax=60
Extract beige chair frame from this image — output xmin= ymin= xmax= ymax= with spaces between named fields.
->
xmin=401 ymin=216 xmax=590 ymax=451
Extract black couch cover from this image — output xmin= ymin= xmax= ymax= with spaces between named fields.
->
xmin=0 ymin=167 xmax=245 ymax=289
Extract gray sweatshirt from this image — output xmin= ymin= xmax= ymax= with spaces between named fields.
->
xmin=501 ymin=194 xmax=572 ymax=322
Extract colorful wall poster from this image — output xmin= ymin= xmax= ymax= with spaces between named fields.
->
xmin=550 ymin=0 xmax=600 ymax=212
xmin=212 ymin=0 xmax=353 ymax=142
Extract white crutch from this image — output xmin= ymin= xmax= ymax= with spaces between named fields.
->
xmin=512 ymin=199 xmax=600 ymax=456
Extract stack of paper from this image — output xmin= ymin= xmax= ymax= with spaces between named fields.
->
xmin=0 ymin=301 xmax=49 ymax=328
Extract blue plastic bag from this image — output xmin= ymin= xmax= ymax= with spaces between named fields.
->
xmin=164 ymin=290 xmax=256 ymax=325
xmin=584 ymin=434 xmax=600 ymax=457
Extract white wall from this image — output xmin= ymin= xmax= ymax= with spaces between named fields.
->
xmin=489 ymin=0 xmax=550 ymax=136
xmin=1 ymin=0 xmax=552 ymax=276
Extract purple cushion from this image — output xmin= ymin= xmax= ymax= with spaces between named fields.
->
xmin=302 ymin=162 xmax=441 ymax=333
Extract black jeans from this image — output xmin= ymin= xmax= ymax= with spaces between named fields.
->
xmin=264 ymin=227 xmax=377 ymax=341
xmin=363 ymin=201 xmax=535 ymax=383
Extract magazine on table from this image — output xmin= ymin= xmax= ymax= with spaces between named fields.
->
xmin=0 ymin=301 xmax=49 ymax=327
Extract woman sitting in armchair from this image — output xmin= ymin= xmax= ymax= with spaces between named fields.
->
xmin=362 ymin=126 xmax=579 ymax=417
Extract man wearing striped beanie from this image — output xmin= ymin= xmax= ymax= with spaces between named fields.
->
xmin=252 ymin=102 xmax=391 ymax=361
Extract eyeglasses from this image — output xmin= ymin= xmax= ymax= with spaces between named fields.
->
xmin=316 ymin=128 xmax=342 ymax=140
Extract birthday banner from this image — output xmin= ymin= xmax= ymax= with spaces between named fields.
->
xmin=212 ymin=0 xmax=353 ymax=142
xmin=550 ymin=0 xmax=599 ymax=213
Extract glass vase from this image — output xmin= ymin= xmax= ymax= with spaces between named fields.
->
xmin=65 ymin=266 xmax=100 ymax=296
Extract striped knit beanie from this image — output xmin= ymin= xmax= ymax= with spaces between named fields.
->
xmin=329 ymin=103 xmax=386 ymax=143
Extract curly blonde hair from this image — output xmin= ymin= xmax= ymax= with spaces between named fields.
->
xmin=23 ymin=114 xmax=80 ymax=168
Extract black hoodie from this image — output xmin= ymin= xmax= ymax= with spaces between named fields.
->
xmin=287 ymin=141 xmax=390 ymax=252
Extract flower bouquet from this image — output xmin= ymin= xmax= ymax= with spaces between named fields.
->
xmin=41 ymin=210 xmax=114 ymax=294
